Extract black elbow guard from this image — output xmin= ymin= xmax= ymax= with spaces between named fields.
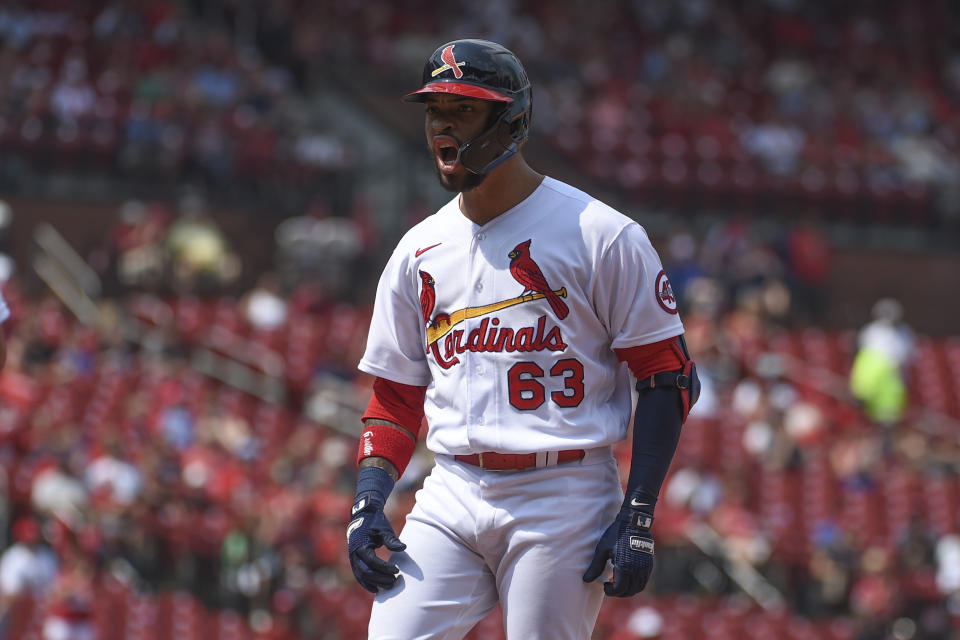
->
xmin=635 ymin=336 xmax=700 ymax=422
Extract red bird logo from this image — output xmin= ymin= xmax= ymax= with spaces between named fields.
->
xmin=419 ymin=270 xmax=436 ymax=325
xmin=438 ymin=44 xmax=465 ymax=79
xmin=508 ymin=239 xmax=569 ymax=320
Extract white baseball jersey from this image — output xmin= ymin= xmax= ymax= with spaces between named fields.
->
xmin=0 ymin=288 xmax=9 ymax=324
xmin=359 ymin=176 xmax=683 ymax=456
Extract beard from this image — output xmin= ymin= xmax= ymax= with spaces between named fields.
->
xmin=435 ymin=166 xmax=487 ymax=193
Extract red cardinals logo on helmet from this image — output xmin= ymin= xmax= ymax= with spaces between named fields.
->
xmin=655 ymin=270 xmax=678 ymax=314
xmin=431 ymin=44 xmax=466 ymax=79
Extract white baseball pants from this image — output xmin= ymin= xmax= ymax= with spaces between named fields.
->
xmin=368 ymin=448 xmax=622 ymax=640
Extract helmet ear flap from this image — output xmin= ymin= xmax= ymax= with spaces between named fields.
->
xmin=508 ymin=110 xmax=530 ymax=143
xmin=460 ymin=99 xmax=532 ymax=174
xmin=508 ymin=90 xmax=532 ymax=143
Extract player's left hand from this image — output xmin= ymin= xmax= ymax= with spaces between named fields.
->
xmin=347 ymin=492 xmax=407 ymax=594
xmin=582 ymin=505 xmax=654 ymax=597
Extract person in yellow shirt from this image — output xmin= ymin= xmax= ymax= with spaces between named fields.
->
xmin=850 ymin=298 xmax=915 ymax=425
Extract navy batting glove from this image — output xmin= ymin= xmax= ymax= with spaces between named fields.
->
xmin=347 ymin=467 xmax=407 ymax=594
xmin=583 ymin=503 xmax=655 ymax=597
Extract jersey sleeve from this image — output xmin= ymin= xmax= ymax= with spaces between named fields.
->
xmin=593 ymin=223 xmax=684 ymax=349
xmin=358 ymin=249 xmax=432 ymax=386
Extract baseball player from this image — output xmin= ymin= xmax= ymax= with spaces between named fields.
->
xmin=347 ymin=39 xmax=699 ymax=639
xmin=0 ymin=286 xmax=9 ymax=370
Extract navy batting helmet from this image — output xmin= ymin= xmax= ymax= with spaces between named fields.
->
xmin=404 ymin=39 xmax=532 ymax=175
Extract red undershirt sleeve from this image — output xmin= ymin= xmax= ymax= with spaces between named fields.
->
xmin=614 ymin=337 xmax=686 ymax=381
xmin=357 ymin=378 xmax=428 ymax=477
xmin=362 ymin=377 xmax=428 ymax=436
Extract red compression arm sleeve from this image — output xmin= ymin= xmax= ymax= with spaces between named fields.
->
xmin=614 ymin=337 xmax=686 ymax=381
xmin=362 ymin=377 xmax=427 ymax=435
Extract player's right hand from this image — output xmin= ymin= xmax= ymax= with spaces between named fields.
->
xmin=347 ymin=491 xmax=407 ymax=593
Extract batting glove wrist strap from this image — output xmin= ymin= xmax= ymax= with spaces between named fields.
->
xmin=355 ymin=465 xmax=395 ymax=503
xmin=626 ymin=510 xmax=654 ymax=530
xmin=620 ymin=490 xmax=656 ymax=526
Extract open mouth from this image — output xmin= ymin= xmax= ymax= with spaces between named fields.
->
xmin=433 ymin=136 xmax=461 ymax=173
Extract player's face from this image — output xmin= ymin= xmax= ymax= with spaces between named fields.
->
xmin=424 ymin=95 xmax=496 ymax=192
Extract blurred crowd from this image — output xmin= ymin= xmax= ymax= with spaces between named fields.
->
xmin=0 ymin=195 xmax=958 ymax=640
xmin=523 ymin=0 xmax=958 ymax=224
xmin=91 ymin=189 xmax=379 ymax=307
xmin=3 ymin=1 xmax=960 ymax=225
xmin=1 ymin=1 xmax=960 ymax=639
xmin=0 ymin=0 xmax=354 ymax=195
xmin=0 ymin=280 xmax=373 ymax=640
xmin=308 ymin=0 xmax=960 ymax=225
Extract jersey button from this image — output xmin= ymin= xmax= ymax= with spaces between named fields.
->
xmin=475 ymin=366 xmax=484 ymax=375
xmin=475 ymin=283 xmax=484 ymax=292
xmin=477 ymin=233 xmax=486 ymax=241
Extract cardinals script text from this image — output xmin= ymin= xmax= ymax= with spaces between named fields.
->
xmin=429 ymin=315 xmax=567 ymax=369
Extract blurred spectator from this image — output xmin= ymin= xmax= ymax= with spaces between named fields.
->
xmin=0 ymin=285 xmax=8 ymax=370
xmin=802 ymin=531 xmax=857 ymax=618
xmin=291 ymin=130 xmax=354 ymax=172
xmin=0 ymin=201 xmax=13 ymax=284
xmin=664 ymin=468 xmax=723 ymax=518
xmin=165 ymin=196 xmax=240 ymax=295
xmin=241 ymin=274 xmax=288 ymax=332
xmin=274 ymin=200 xmax=364 ymax=301
xmin=623 ymin=605 xmax=664 ymax=638
xmin=849 ymin=547 xmax=899 ymax=639
xmin=30 ymin=460 xmax=88 ymax=534
xmin=735 ymin=354 xmax=803 ymax=470
xmin=740 ymin=116 xmax=806 ymax=177
xmin=49 ymin=54 xmax=95 ymax=123
xmin=0 ymin=517 xmax=58 ymax=632
xmin=783 ymin=220 xmax=831 ymax=324
xmin=41 ymin=555 xmax=95 ymax=640
xmin=159 ymin=403 xmax=196 ymax=452
xmin=830 ymin=430 xmax=883 ymax=489
xmin=935 ymin=533 xmax=960 ymax=600
xmin=700 ymin=216 xmax=794 ymax=325
xmin=849 ymin=298 xmax=915 ymax=425
xmin=107 ymin=200 xmax=172 ymax=293
xmin=662 ymin=231 xmax=704 ymax=308
xmin=84 ymin=445 xmax=143 ymax=508
xmin=709 ymin=477 xmax=771 ymax=569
